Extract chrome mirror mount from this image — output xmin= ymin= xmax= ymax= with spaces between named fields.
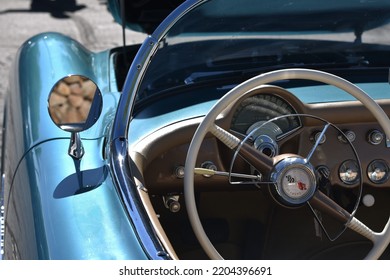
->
xmin=48 ymin=75 xmax=103 ymax=160
xmin=68 ymin=131 xmax=85 ymax=159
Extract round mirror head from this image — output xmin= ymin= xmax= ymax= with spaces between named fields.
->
xmin=48 ymin=75 xmax=103 ymax=132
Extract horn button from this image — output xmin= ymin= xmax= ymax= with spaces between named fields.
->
xmin=270 ymin=157 xmax=317 ymax=206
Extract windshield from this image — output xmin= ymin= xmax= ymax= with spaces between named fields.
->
xmin=135 ymin=0 xmax=390 ymax=104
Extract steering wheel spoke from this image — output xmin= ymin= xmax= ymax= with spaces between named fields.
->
xmin=210 ymin=123 xmax=274 ymax=174
xmin=309 ymin=190 xmax=351 ymax=224
xmin=306 ymin=123 xmax=330 ymax=161
xmin=308 ymin=191 xmax=379 ymax=245
xmin=348 ymin=217 xmax=376 ymax=242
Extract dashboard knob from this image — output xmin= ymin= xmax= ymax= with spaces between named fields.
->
xmin=312 ymin=131 xmax=326 ymax=144
xmin=368 ymin=130 xmax=384 ymax=145
xmin=164 ymin=196 xmax=181 ymax=213
xmin=175 ymin=166 xmax=185 ymax=178
xmin=338 ymin=130 xmax=356 ymax=143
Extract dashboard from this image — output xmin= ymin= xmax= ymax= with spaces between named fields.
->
xmin=139 ymin=85 xmax=390 ymax=193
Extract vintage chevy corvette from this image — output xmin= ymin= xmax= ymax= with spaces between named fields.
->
xmin=2 ymin=0 xmax=390 ymax=260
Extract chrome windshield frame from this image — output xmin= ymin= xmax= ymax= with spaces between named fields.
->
xmin=109 ymin=0 xmax=204 ymax=260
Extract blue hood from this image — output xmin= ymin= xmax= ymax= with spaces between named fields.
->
xmin=107 ymin=0 xmax=184 ymax=34
xmin=107 ymin=0 xmax=390 ymax=34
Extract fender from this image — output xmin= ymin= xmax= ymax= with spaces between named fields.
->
xmin=1 ymin=32 xmax=147 ymax=259
xmin=3 ymin=137 xmax=148 ymax=259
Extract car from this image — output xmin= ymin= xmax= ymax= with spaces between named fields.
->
xmin=2 ymin=0 xmax=390 ymax=260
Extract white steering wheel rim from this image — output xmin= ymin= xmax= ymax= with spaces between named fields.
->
xmin=184 ymin=68 xmax=390 ymax=260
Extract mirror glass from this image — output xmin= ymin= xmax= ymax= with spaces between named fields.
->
xmin=48 ymin=75 xmax=103 ymax=132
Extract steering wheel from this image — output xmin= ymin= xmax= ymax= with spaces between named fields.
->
xmin=184 ymin=68 xmax=390 ymax=260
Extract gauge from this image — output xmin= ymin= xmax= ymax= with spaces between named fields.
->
xmin=231 ymin=93 xmax=300 ymax=136
xmin=339 ymin=160 xmax=359 ymax=185
xmin=367 ymin=160 xmax=389 ymax=184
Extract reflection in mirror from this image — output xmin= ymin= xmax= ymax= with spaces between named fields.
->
xmin=48 ymin=75 xmax=103 ymax=159
xmin=48 ymin=75 xmax=102 ymax=132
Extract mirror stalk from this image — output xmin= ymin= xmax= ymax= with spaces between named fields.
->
xmin=68 ymin=132 xmax=85 ymax=160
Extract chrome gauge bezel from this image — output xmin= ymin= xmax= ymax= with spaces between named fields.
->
xmin=338 ymin=159 xmax=360 ymax=185
xmin=367 ymin=159 xmax=390 ymax=184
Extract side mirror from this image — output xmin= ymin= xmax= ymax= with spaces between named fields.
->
xmin=48 ymin=75 xmax=103 ymax=159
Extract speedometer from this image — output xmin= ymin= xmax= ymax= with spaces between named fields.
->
xmin=231 ymin=93 xmax=301 ymax=137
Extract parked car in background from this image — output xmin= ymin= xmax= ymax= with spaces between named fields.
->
xmin=2 ymin=0 xmax=390 ymax=260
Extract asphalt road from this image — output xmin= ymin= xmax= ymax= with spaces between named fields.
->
xmin=0 ymin=0 xmax=147 ymax=149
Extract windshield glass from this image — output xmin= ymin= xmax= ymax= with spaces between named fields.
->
xmin=135 ymin=0 xmax=390 ymax=104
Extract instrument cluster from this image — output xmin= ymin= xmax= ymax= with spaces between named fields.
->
xmin=229 ymin=89 xmax=390 ymax=188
